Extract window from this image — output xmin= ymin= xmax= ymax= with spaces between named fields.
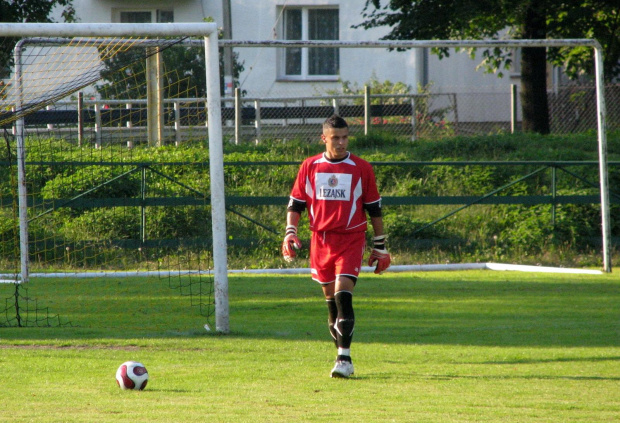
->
xmin=115 ymin=9 xmax=174 ymax=23
xmin=281 ymin=7 xmax=339 ymax=80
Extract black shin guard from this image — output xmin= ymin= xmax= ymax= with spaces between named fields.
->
xmin=334 ymin=291 xmax=355 ymax=349
xmin=326 ymin=298 xmax=338 ymax=347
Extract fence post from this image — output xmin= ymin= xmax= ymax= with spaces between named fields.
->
xmin=234 ymin=87 xmax=241 ymax=144
xmin=551 ymin=166 xmax=557 ymax=227
xmin=254 ymin=99 xmax=262 ymax=144
xmin=94 ymin=102 xmax=102 ymax=148
xmin=141 ymin=167 xmax=147 ymax=244
xmin=174 ymin=100 xmax=181 ymax=146
xmin=411 ymin=95 xmax=416 ymax=141
xmin=511 ymin=84 xmax=518 ymax=133
xmin=364 ymin=85 xmax=371 ymax=135
xmin=452 ymin=93 xmax=459 ymax=135
xmin=11 ymin=106 xmax=16 ymax=136
xmin=77 ymin=92 xmax=83 ymax=147
xmin=332 ymin=98 xmax=339 ymax=116
xmin=125 ymin=102 xmax=133 ymax=129
xmin=46 ymin=105 xmax=54 ymax=129
xmin=125 ymin=102 xmax=133 ymax=148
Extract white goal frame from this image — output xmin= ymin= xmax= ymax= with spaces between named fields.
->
xmin=1 ymin=29 xmax=612 ymax=334
xmin=0 ymin=23 xmax=230 ymax=332
xmin=221 ymin=38 xmax=611 ymax=273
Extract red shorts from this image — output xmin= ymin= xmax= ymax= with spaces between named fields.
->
xmin=310 ymin=231 xmax=366 ymax=284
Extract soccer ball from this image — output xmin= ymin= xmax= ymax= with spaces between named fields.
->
xmin=116 ymin=361 xmax=149 ymax=390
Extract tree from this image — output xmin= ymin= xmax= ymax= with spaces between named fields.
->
xmin=0 ymin=0 xmax=76 ymax=79
xmin=357 ymin=0 xmax=620 ymax=134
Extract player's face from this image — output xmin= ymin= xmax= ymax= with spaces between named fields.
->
xmin=322 ymin=127 xmax=349 ymax=160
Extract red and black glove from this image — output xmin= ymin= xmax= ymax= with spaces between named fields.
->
xmin=368 ymin=235 xmax=391 ymax=274
xmin=282 ymin=225 xmax=302 ymax=262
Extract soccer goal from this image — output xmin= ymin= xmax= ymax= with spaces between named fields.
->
xmin=220 ymin=38 xmax=611 ymax=271
xmin=0 ymin=29 xmax=612 ymax=334
xmin=0 ymin=23 xmax=229 ymax=332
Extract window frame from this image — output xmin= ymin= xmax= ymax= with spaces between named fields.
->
xmin=113 ymin=8 xmax=174 ymax=23
xmin=278 ymin=6 xmax=340 ymax=82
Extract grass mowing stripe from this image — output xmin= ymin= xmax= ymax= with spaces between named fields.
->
xmin=0 ymin=270 xmax=619 ymax=422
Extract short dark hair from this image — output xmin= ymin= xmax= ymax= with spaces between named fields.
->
xmin=323 ymin=114 xmax=348 ymax=131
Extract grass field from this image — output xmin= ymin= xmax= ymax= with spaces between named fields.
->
xmin=1 ymin=270 xmax=619 ymax=422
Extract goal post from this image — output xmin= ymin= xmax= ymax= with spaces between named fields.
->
xmin=0 ymin=23 xmax=230 ymax=332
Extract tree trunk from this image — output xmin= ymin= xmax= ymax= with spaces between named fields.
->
xmin=520 ymin=4 xmax=550 ymax=134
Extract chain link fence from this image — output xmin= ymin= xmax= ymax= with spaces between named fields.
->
xmin=4 ymin=83 xmax=617 ymax=146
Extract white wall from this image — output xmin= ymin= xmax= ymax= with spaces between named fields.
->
xmin=66 ymin=0 xmax=518 ymax=120
xmin=70 ymin=0 xmax=217 ymax=23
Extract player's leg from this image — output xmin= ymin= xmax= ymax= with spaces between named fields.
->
xmin=326 ymin=296 xmax=338 ymax=347
xmin=329 ymin=232 xmax=365 ymax=378
xmin=328 ymin=277 xmax=356 ymax=378
xmin=322 ymin=277 xmax=354 ymax=350
xmin=311 ymin=232 xmax=340 ymax=348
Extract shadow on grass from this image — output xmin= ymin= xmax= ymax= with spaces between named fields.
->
xmin=417 ymin=373 xmax=620 ymax=382
xmin=1 ymin=272 xmax=619 ymax=348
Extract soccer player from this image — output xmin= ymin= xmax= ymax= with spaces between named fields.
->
xmin=282 ymin=114 xmax=391 ymax=378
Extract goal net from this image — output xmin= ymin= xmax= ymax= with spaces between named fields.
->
xmin=0 ymin=29 xmax=612 ymax=334
xmin=0 ymin=23 xmax=228 ymax=332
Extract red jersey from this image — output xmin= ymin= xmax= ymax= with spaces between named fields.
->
xmin=289 ymin=152 xmax=381 ymax=233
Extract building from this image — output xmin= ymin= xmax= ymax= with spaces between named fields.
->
xmin=69 ymin=0 xmax=519 ymax=105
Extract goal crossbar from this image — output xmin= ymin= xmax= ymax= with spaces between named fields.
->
xmin=220 ymin=38 xmax=611 ymax=273
xmin=0 ymin=23 xmax=218 ymax=38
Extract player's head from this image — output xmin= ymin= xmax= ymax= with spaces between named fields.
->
xmin=322 ymin=115 xmax=349 ymax=160
xmin=323 ymin=114 xmax=348 ymax=132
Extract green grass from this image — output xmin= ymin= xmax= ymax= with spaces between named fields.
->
xmin=1 ymin=270 xmax=620 ymax=422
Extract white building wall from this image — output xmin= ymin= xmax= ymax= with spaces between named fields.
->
xmin=65 ymin=0 xmax=518 ymax=122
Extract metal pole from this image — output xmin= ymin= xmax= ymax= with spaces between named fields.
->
xmin=205 ymin=33 xmax=230 ymax=332
xmin=364 ymin=85 xmax=370 ymax=135
xmin=510 ymin=84 xmax=518 ymax=133
xmin=94 ymin=102 xmax=102 ymax=148
xmin=254 ymin=99 xmax=261 ymax=144
xmin=77 ymin=92 xmax=84 ymax=147
xmin=551 ymin=166 xmax=556 ymax=227
xmin=222 ymin=0 xmax=235 ymax=100
xmin=593 ymin=44 xmax=611 ymax=272
xmin=174 ymin=100 xmax=181 ymax=146
xmin=14 ymin=40 xmax=28 ymax=283
xmin=332 ymin=98 xmax=339 ymax=116
xmin=411 ymin=96 xmax=416 ymax=141
xmin=234 ymin=87 xmax=241 ymax=145
xmin=141 ymin=167 xmax=147 ymax=244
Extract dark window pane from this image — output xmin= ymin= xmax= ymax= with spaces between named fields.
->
xmin=308 ymin=9 xmax=338 ymax=41
xmin=309 ymin=47 xmax=339 ymax=75
xmin=120 ymin=12 xmax=152 ymax=23
xmin=308 ymin=9 xmax=338 ymax=75
xmin=157 ymin=10 xmax=174 ymax=23
xmin=286 ymin=48 xmax=302 ymax=75
xmin=284 ymin=9 xmax=302 ymax=75
xmin=284 ymin=9 xmax=302 ymax=40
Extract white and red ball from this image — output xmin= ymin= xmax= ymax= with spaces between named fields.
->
xmin=116 ymin=361 xmax=149 ymax=390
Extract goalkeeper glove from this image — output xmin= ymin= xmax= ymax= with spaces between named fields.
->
xmin=368 ymin=235 xmax=391 ymax=274
xmin=282 ymin=225 xmax=302 ymax=262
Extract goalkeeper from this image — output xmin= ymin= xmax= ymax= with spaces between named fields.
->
xmin=282 ymin=114 xmax=391 ymax=378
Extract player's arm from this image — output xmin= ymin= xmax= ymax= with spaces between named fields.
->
xmin=365 ymin=201 xmax=391 ymax=274
xmin=282 ymin=199 xmax=305 ymax=262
